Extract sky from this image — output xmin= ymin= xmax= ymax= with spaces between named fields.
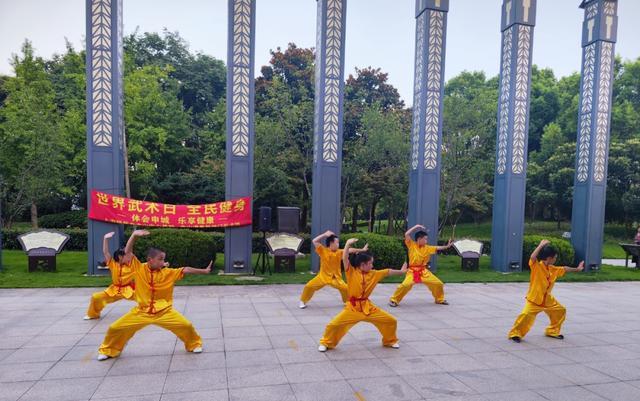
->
xmin=1 ymin=0 xmax=639 ymax=105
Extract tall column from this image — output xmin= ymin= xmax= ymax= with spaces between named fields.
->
xmin=408 ymin=0 xmax=449 ymax=270
xmin=86 ymin=0 xmax=125 ymax=275
xmin=225 ymin=0 xmax=256 ymax=273
xmin=311 ymin=0 xmax=347 ymax=271
xmin=571 ymin=0 xmax=618 ymax=271
xmin=491 ymin=0 xmax=537 ymax=272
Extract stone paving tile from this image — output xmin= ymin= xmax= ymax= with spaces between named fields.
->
xmin=3 ymin=283 xmax=640 ymax=400
xmin=20 ymin=377 xmax=102 ymax=401
xmin=228 ymin=384 xmax=294 ymax=401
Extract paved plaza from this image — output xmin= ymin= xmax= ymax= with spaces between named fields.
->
xmin=2 ymin=282 xmax=640 ymax=401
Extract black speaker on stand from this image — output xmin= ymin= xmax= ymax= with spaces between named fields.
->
xmin=254 ymin=206 xmax=272 ymax=275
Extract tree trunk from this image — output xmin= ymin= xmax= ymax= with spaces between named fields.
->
xmin=386 ymin=207 xmax=395 ymax=236
xmin=30 ymin=201 xmax=38 ymax=229
xmin=368 ymin=199 xmax=378 ymax=233
xmin=350 ymin=205 xmax=358 ymax=233
xmin=556 ymin=206 xmax=562 ymax=229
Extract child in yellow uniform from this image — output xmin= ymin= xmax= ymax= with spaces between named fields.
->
xmin=97 ymin=230 xmax=211 ymax=360
xmin=299 ymin=230 xmax=368 ymax=309
xmin=84 ymin=231 xmax=135 ymax=320
xmin=389 ymin=224 xmax=453 ymax=307
xmin=508 ymin=239 xmax=584 ymax=343
xmin=318 ymin=238 xmax=407 ymax=352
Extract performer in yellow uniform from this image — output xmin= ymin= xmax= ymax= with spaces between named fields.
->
xmin=84 ymin=231 xmax=135 ymax=320
xmin=318 ymin=238 xmax=407 ymax=351
xmin=97 ymin=230 xmax=211 ymax=360
xmin=508 ymin=239 xmax=584 ymax=343
xmin=299 ymin=230 xmax=368 ymax=309
xmin=389 ymin=224 xmax=453 ymax=307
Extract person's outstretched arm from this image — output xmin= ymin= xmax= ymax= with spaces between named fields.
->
xmin=530 ymin=239 xmax=550 ymax=262
xmin=405 ymin=224 xmax=424 ymax=242
xmin=312 ymin=230 xmax=334 ymax=248
xmin=342 ymin=238 xmax=358 ymax=272
xmin=387 ymin=262 xmax=409 ymax=276
xmin=102 ymin=232 xmax=115 ymax=264
xmin=183 ymin=261 xmax=213 ymax=275
xmin=435 ymin=238 xmax=454 ymax=251
xmin=563 ymin=261 xmax=584 ymax=273
xmin=124 ymin=229 xmax=150 ymax=256
xmin=348 ymin=243 xmax=369 ymax=254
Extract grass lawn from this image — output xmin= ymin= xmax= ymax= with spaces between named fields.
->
xmin=1 ymin=250 xmax=640 ymax=288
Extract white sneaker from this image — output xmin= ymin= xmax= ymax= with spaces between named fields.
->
xmin=299 ymin=301 xmax=307 ymax=309
xmin=318 ymin=345 xmax=328 ymax=352
xmin=83 ymin=315 xmax=95 ymax=320
xmin=97 ymin=354 xmax=110 ymax=361
xmin=192 ymin=347 xmax=203 ymax=354
xmin=391 ymin=343 xmax=400 ymax=349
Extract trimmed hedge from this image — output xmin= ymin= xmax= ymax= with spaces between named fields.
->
xmin=132 ymin=228 xmax=216 ymax=268
xmin=340 ymin=232 xmax=406 ymax=269
xmin=40 ymin=210 xmax=88 ymax=229
xmin=522 ymin=235 xmax=575 ymax=268
xmin=1 ymin=228 xmax=88 ymax=251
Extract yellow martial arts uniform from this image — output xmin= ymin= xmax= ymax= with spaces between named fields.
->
xmin=508 ymin=258 xmax=567 ymax=339
xmin=86 ymin=258 xmax=135 ymax=319
xmin=300 ymin=245 xmax=348 ymax=303
xmin=319 ymin=267 xmax=398 ymax=348
xmin=99 ymin=257 xmax=202 ymax=357
xmin=389 ymin=239 xmax=445 ymax=304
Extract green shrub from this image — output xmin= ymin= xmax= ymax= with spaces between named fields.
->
xmin=40 ymin=210 xmax=88 ymax=229
xmin=522 ymin=235 xmax=575 ymax=268
xmin=340 ymin=232 xmax=406 ymax=269
xmin=132 ymin=228 xmax=216 ymax=268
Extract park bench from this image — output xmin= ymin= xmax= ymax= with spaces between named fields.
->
xmin=17 ymin=230 xmax=70 ymax=272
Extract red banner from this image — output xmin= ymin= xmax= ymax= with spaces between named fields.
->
xmin=88 ymin=190 xmax=252 ymax=228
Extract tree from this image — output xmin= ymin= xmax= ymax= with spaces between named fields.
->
xmin=0 ymin=41 xmax=67 ymax=227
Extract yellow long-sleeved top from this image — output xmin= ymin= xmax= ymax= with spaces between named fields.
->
xmin=525 ymin=258 xmax=566 ymax=306
xmin=103 ymin=258 xmax=135 ymax=299
xmin=315 ymin=245 xmax=344 ymax=279
xmin=344 ymin=266 xmax=389 ymax=316
xmin=405 ymin=239 xmax=437 ymax=267
xmin=129 ymin=256 xmax=184 ymax=314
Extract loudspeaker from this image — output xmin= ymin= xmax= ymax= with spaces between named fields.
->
xmin=258 ymin=206 xmax=272 ymax=232
xmin=277 ymin=207 xmax=300 ymax=234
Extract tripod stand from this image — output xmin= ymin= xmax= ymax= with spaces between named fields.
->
xmin=254 ymin=230 xmax=272 ymax=275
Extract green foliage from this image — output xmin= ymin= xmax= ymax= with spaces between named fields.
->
xmin=2 ymin=228 xmax=88 ymax=251
xmin=522 ymin=235 xmax=575 ymax=267
xmin=339 ymin=232 xmax=405 ymax=269
xmin=132 ymin=229 xmax=216 ymax=268
xmin=39 ymin=210 xmax=87 ymax=229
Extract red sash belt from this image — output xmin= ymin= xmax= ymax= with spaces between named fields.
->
xmin=349 ymin=296 xmax=369 ymax=307
xmin=410 ymin=265 xmax=426 ymax=283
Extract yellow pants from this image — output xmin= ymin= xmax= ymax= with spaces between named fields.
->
xmin=86 ymin=291 xmax=127 ymax=319
xmin=319 ymin=308 xmax=398 ymax=348
xmin=389 ymin=271 xmax=445 ymax=304
xmin=300 ymin=274 xmax=348 ymax=303
xmin=99 ymin=307 xmax=202 ymax=357
xmin=508 ymin=298 xmax=566 ymax=339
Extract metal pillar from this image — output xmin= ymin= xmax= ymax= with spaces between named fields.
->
xmin=86 ymin=0 xmax=125 ymax=274
xmin=571 ymin=0 xmax=618 ymax=271
xmin=225 ymin=0 xmax=256 ymax=273
xmin=311 ymin=0 xmax=347 ymax=271
xmin=491 ymin=0 xmax=537 ymax=272
xmin=407 ymin=0 xmax=449 ymax=270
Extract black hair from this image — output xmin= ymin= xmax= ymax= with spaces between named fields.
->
xmin=349 ymin=252 xmax=373 ymax=268
xmin=414 ymin=231 xmax=428 ymax=241
xmin=113 ymin=247 xmax=126 ymax=262
xmin=147 ymin=247 xmax=165 ymax=258
xmin=325 ymin=234 xmax=339 ymax=247
xmin=538 ymin=245 xmax=558 ymax=260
